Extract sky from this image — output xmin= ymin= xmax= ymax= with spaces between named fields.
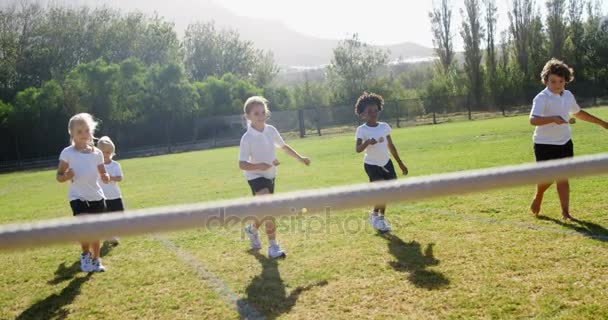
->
xmin=217 ymin=0 xmax=607 ymax=49
xmin=217 ymin=0 xmax=514 ymax=49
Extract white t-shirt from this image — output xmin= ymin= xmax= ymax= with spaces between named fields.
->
xmin=239 ymin=124 xmax=286 ymax=180
xmin=530 ymin=88 xmax=581 ymax=145
xmin=59 ymin=146 xmax=105 ymax=201
xmin=355 ymin=122 xmax=392 ymax=166
xmin=99 ymin=160 xmax=123 ymax=200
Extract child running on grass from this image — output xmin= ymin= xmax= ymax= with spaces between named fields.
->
xmin=97 ymin=136 xmax=124 ymax=246
xmin=239 ymin=96 xmax=311 ymax=258
xmin=529 ymin=58 xmax=608 ymax=220
xmin=355 ymin=92 xmax=408 ymax=233
xmin=56 ymin=113 xmax=109 ymax=272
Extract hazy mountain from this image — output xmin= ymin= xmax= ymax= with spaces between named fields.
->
xmin=37 ymin=0 xmax=435 ymax=67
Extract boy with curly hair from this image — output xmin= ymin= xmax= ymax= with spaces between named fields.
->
xmin=529 ymin=58 xmax=608 ymax=220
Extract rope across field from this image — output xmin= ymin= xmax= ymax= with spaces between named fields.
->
xmin=2 ymin=153 xmax=608 ymax=251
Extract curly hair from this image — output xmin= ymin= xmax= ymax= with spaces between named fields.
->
xmin=354 ymin=92 xmax=384 ymax=115
xmin=540 ymin=58 xmax=574 ymax=84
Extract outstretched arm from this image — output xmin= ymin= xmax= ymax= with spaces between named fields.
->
xmin=573 ymin=110 xmax=608 ymax=128
xmin=281 ymin=144 xmax=310 ymax=166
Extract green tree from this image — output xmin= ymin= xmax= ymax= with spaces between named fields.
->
xmin=460 ymin=0 xmax=485 ymax=117
xmin=430 ymin=0 xmax=455 ymax=72
xmin=326 ymin=33 xmax=389 ymax=105
xmin=144 ymin=63 xmax=199 ymax=151
xmin=546 ymin=0 xmax=567 ymax=59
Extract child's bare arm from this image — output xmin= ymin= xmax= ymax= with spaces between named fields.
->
xmin=111 ymin=176 xmax=123 ymax=182
xmin=573 ymin=110 xmax=608 ymax=128
xmin=98 ymin=164 xmax=110 ymax=183
xmin=356 ymin=138 xmax=376 ymax=153
xmin=281 ymin=144 xmax=310 ymax=166
xmin=387 ymin=135 xmax=408 ymax=175
xmin=56 ymin=161 xmax=73 ymax=183
xmin=530 ymin=116 xmax=566 ymax=126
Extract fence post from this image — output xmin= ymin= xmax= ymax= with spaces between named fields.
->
xmin=298 ymin=109 xmax=305 ymax=138
xmin=315 ymin=108 xmax=321 ymax=136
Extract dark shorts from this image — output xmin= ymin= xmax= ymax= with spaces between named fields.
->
xmin=247 ymin=177 xmax=275 ymax=195
xmin=70 ymin=199 xmax=106 ymax=216
xmin=364 ymin=160 xmax=398 ymax=182
xmin=105 ymin=198 xmax=125 ymax=212
xmin=534 ymin=140 xmax=574 ymax=162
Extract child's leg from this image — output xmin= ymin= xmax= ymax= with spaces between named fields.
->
xmin=253 ymin=188 xmax=277 ymax=240
xmin=374 ymin=205 xmax=386 ymax=215
xmin=252 ymin=188 xmax=271 ymax=230
xmin=530 ymin=182 xmax=552 ymax=215
xmin=556 ymin=179 xmax=571 ymax=219
xmin=91 ymin=241 xmax=101 ymax=259
xmin=81 ymin=242 xmax=90 ymax=253
xmin=264 ymin=219 xmax=276 ymax=240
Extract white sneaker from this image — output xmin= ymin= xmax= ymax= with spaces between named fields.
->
xmin=80 ymin=252 xmax=93 ymax=272
xmin=370 ymin=213 xmax=392 ymax=232
xmin=245 ymin=224 xmax=262 ymax=250
xmin=91 ymin=258 xmax=106 ymax=272
xmin=369 ymin=212 xmax=378 ymax=228
xmin=268 ymin=244 xmax=286 ymax=259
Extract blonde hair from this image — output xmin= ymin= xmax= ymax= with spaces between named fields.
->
xmin=97 ymin=136 xmax=116 ymax=157
xmin=68 ymin=113 xmax=98 ymax=146
xmin=243 ymin=96 xmax=270 ymax=115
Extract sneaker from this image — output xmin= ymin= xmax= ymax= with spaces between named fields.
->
xmin=268 ymin=244 xmax=286 ymax=259
xmin=370 ymin=213 xmax=391 ymax=232
xmin=368 ymin=212 xmax=378 ymax=227
xmin=245 ymin=224 xmax=262 ymax=250
xmin=80 ymin=252 xmax=93 ymax=272
xmin=91 ymin=258 xmax=106 ymax=272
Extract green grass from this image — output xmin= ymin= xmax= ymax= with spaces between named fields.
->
xmin=1 ymin=107 xmax=608 ymax=319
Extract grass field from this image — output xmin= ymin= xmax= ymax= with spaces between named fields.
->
xmin=1 ymin=107 xmax=608 ymax=319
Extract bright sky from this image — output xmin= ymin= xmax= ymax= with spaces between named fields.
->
xmin=217 ymin=0 xmax=607 ymax=49
xmin=217 ymin=0 xmax=515 ymax=49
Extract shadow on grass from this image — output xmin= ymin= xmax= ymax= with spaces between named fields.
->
xmin=239 ymin=250 xmax=328 ymax=320
xmin=380 ymin=233 xmax=450 ymax=290
xmin=47 ymin=241 xmax=115 ymax=285
xmin=537 ymin=216 xmax=608 ymax=242
xmin=16 ymin=242 xmax=117 ymax=319
xmin=16 ymin=273 xmax=92 ymax=320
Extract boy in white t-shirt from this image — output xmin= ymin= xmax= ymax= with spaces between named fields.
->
xmin=355 ymin=92 xmax=409 ymax=233
xmin=239 ymin=96 xmax=311 ymax=258
xmin=56 ymin=113 xmax=110 ymax=272
xmin=529 ymin=59 xmax=608 ymax=220
xmin=97 ymin=136 xmax=124 ymax=246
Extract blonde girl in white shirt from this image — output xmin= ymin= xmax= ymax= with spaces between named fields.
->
xmin=239 ymin=96 xmax=311 ymax=258
xmin=56 ymin=113 xmax=110 ymax=272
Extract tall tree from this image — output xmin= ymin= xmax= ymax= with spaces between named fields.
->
xmin=565 ymin=0 xmax=585 ymax=79
xmin=144 ymin=63 xmax=199 ymax=151
xmin=184 ymin=21 xmax=258 ymax=81
xmin=484 ymin=0 xmax=500 ymax=112
xmin=546 ymin=0 xmax=567 ymax=59
xmin=508 ymin=0 xmax=535 ymax=79
xmin=326 ymin=33 xmax=389 ymax=104
xmin=430 ymin=0 xmax=455 ymax=72
xmin=461 ymin=0 xmax=485 ymax=117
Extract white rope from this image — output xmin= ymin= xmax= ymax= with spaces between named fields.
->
xmin=1 ymin=153 xmax=608 ymax=251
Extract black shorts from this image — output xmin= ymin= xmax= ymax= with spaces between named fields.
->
xmin=70 ymin=199 xmax=106 ymax=216
xmin=247 ymin=177 xmax=275 ymax=195
xmin=364 ymin=160 xmax=398 ymax=182
xmin=105 ymin=198 xmax=125 ymax=212
xmin=534 ymin=140 xmax=574 ymax=162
